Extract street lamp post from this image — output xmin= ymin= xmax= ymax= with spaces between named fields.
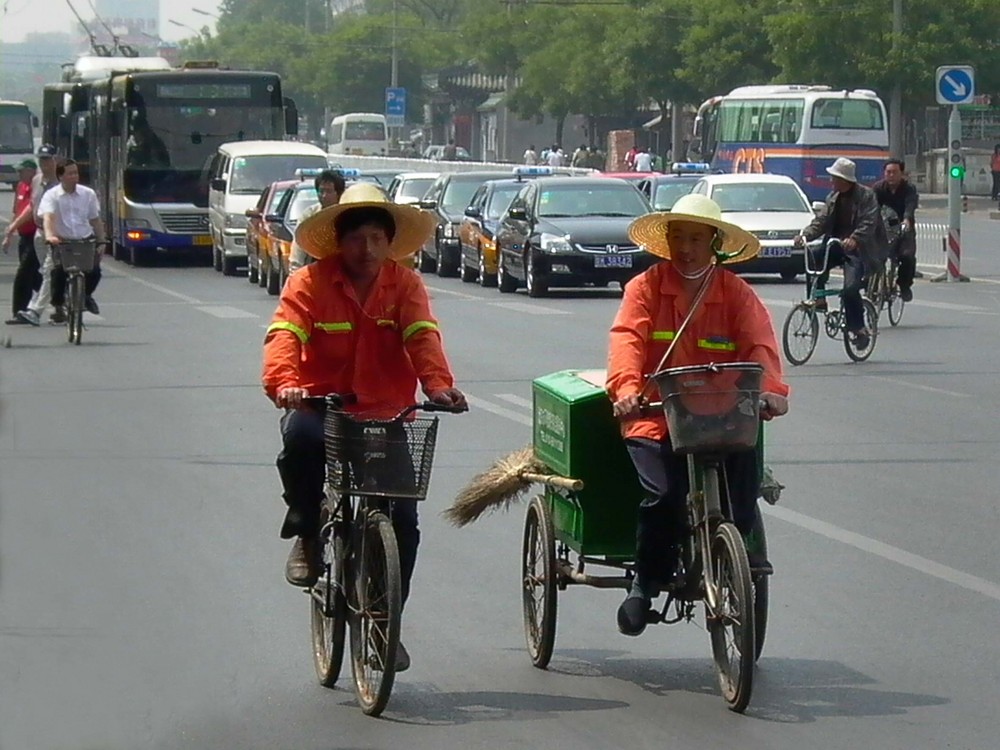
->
xmin=168 ymin=19 xmax=203 ymax=37
xmin=191 ymin=8 xmax=221 ymax=20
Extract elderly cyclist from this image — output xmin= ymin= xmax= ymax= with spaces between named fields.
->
xmin=607 ymin=193 xmax=790 ymax=636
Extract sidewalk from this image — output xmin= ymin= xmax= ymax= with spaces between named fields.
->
xmin=920 ymin=194 xmax=999 ymax=218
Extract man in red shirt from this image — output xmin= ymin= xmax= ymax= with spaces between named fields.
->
xmin=262 ymin=184 xmax=466 ymax=660
xmin=3 ymin=159 xmax=39 ymax=323
xmin=607 ymin=194 xmax=789 ymax=635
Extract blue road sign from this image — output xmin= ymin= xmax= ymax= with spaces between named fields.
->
xmin=936 ymin=66 xmax=975 ymax=105
xmin=385 ymin=87 xmax=406 ymax=117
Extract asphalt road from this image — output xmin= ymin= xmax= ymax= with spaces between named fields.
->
xmin=1 ymin=241 xmax=999 ymax=749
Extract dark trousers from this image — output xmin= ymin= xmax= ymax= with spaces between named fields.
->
xmin=893 ymin=230 xmax=916 ymax=291
xmin=807 ymin=243 xmax=867 ymax=331
xmin=991 ymin=171 xmax=1000 ymax=200
xmin=11 ymin=234 xmax=41 ymax=315
xmin=626 ymin=437 xmax=759 ymax=587
xmin=51 ymin=264 xmax=101 ymax=307
xmin=277 ymin=408 xmax=421 ymax=604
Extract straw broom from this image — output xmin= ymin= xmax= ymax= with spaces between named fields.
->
xmin=444 ymin=446 xmax=547 ymax=527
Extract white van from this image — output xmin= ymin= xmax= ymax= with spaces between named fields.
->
xmin=207 ymin=140 xmax=328 ymax=275
xmin=327 ymin=113 xmax=389 ymax=156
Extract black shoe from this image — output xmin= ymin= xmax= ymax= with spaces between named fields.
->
xmin=395 ymin=641 xmax=410 ymax=672
xmin=900 ymin=287 xmax=913 ymax=302
xmin=49 ymin=307 xmax=66 ymax=324
xmin=616 ymin=595 xmax=650 ymax=636
xmin=285 ymin=537 xmax=320 ymax=588
xmin=852 ymin=328 xmax=871 ymax=350
xmin=5 ymin=316 xmax=27 ymax=325
xmin=84 ymin=296 xmax=99 ymax=315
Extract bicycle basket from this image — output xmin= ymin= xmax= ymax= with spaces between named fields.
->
xmin=56 ymin=242 xmax=97 ymax=273
xmin=651 ymin=362 xmax=763 ymax=454
xmin=323 ymin=411 xmax=440 ymax=500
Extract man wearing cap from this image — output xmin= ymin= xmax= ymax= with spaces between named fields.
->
xmin=262 ymin=183 xmax=467 ymax=667
xmin=288 ymin=169 xmax=347 ymax=275
xmin=3 ymin=159 xmax=39 ymax=323
xmin=607 ymin=193 xmax=790 ymax=637
xmin=794 ymin=157 xmax=882 ymax=348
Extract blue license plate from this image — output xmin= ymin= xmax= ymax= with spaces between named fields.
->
xmin=760 ymin=246 xmax=792 ymax=258
xmin=594 ymin=255 xmax=633 ymax=269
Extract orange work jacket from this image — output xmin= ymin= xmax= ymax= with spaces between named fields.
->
xmin=262 ymin=257 xmax=454 ymax=416
xmin=607 ymin=262 xmax=790 ymax=441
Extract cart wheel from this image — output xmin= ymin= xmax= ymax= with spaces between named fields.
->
xmin=707 ymin=522 xmax=755 ymax=713
xmin=751 ymin=510 xmax=769 ymax=662
xmin=522 ymin=495 xmax=557 ymax=669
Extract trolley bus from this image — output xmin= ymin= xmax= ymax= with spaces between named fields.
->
xmin=0 ymin=100 xmax=39 ymax=187
xmin=689 ymin=85 xmax=889 ymax=201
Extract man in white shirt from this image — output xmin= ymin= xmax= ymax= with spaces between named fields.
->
xmin=23 ymin=159 xmax=106 ymax=325
xmin=547 ymin=145 xmax=565 ymax=167
xmin=633 ymin=147 xmax=654 ymax=172
xmin=523 ymin=145 xmax=538 ymax=165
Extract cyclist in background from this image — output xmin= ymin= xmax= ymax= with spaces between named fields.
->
xmin=872 ymin=159 xmax=919 ymax=302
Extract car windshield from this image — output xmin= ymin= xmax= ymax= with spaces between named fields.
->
xmin=398 ymin=177 xmax=435 ymax=201
xmin=485 ymin=184 xmax=523 ymax=219
xmin=287 ymin=188 xmax=319 ymax=223
xmin=442 ymin=178 xmax=497 ymax=212
xmin=230 ymin=154 xmax=329 ymax=194
xmin=536 ymin=185 xmax=649 ymax=218
xmin=652 ymin=182 xmax=696 ymax=211
xmin=710 ymin=183 xmax=809 ymax=213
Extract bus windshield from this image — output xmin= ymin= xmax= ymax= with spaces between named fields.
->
xmin=0 ymin=104 xmax=34 ymax=154
xmin=344 ymin=121 xmax=386 ymax=141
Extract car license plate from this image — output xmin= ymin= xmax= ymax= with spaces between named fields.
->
xmin=193 ymin=235 xmax=213 ymax=245
xmin=760 ymin=246 xmax=791 ymax=258
xmin=595 ymin=255 xmax=633 ymax=269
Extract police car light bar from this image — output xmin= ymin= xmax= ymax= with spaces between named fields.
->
xmin=295 ymin=168 xmax=325 ymax=179
xmin=335 ymin=168 xmax=361 ymax=177
xmin=512 ymin=166 xmax=553 ymax=177
xmin=670 ymin=162 xmax=711 ymax=174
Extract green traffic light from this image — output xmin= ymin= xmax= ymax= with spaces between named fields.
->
xmin=950 ymin=165 xmax=965 ymax=179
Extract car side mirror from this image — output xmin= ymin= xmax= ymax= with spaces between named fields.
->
xmin=811 ymin=201 xmax=826 ymax=216
xmin=507 ymin=206 xmax=528 ymax=221
xmin=464 ymin=206 xmax=481 ymax=218
xmin=211 ymin=178 xmax=227 ymax=192
xmin=245 ymin=208 xmax=262 ymax=218
xmin=420 ymin=199 xmax=437 ymax=210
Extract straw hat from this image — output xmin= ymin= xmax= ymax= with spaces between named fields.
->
xmin=825 ymin=157 xmax=857 ymax=183
xmin=294 ymin=182 xmax=438 ymax=261
xmin=628 ymin=193 xmax=761 ymax=264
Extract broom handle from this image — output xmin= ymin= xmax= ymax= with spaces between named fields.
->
xmin=520 ymin=472 xmax=585 ymax=492
xmin=638 ymin=262 xmax=719 ymax=399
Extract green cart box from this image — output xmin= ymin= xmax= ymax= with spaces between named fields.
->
xmin=532 ymin=369 xmax=644 ymax=558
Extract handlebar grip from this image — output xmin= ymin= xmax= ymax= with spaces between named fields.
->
xmin=299 ymin=393 xmax=357 ymax=408
xmin=420 ymin=401 xmax=469 ymax=414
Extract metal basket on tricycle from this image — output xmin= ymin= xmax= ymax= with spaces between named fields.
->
xmin=323 ymin=410 xmax=439 ymax=500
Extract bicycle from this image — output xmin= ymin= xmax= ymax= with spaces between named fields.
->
xmin=523 ymin=362 xmax=772 ymax=713
xmin=305 ymin=394 xmax=465 ymax=717
xmin=865 ymin=206 xmax=906 ymax=327
xmin=781 ymin=238 xmax=878 ymax=366
xmin=51 ymin=238 xmax=103 ymax=345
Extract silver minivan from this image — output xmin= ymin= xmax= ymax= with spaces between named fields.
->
xmin=207 ymin=140 xmax=328 ymax=275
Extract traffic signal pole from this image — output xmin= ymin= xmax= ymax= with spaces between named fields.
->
xmin=934 ymin=105 xmax=970 ymax=282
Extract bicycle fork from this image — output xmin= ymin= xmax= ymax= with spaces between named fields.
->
xmin=689 ymin=457 xmax=725 ymax=613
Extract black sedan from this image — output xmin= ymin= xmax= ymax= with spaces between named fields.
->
xmin=418 ymin=170 xmax=507 ymax=277
xmin=494 ymin=177 xmax=655 ymax=297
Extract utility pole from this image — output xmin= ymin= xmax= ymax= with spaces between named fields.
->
xmin=501 ymin=0 xmax=513 ymax=162
xmin=889 ymin=0 xmax=904 ymax=158
xmin=390 ymin=0 xmax=399 ymax=149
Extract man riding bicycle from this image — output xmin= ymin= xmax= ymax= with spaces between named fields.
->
xmin=608 ymin=193 xmax=789 ymax=637
xmin=794 ymin=157 xmax=882 ymax=350
xmin=261 ymin=183 xmax=467 ymax=669
xmin=872 ymin=158 xmax=918 ymax=302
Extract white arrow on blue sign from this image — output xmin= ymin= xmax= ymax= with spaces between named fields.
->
xmin=935 ymin=65 xmax=975 ymax=105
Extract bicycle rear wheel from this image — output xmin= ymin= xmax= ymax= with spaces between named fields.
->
xmin=68 ymin=274 xmax=84 ymax=345
xmin=707 ymin=522 xmax=755 ymax=713
xmin=844 ymin=298 xmax=878 ymax=362
xmin=781 ymin=302 xmax=818 ymax=366
xmin=349 ymin=511 xmax=401 ymax=717
xmin=522 ymin=495 xmax=558 ymax=669
xmin=311 ymin=503 xmax=348 ymax=688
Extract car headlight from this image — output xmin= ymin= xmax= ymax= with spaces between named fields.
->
xmin=225 ymin=213 xmax=249 ymax=230
xmin=442 ymin=222 xmax=457 ymax=239
xmin=540 ymin=233 xmax=573 ymax=254
xmin=125 ymin=219 xmax=151 ymax=229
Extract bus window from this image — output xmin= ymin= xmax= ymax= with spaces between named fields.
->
xmin=344 ymin=121 xmax=385 ymax=141
xmin=329 ymin=123 xmax=343 ymax=144
xmin=810 ymin=99 xmax=884 ymax=130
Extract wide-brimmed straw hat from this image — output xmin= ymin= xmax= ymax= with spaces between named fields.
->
xmin=294 ymin=182 xmax=438 ymax=261
xmin=628 ymin=194 xmax=761 ymax=264
xmin=825 ymin=157 xmax=857 ymax=183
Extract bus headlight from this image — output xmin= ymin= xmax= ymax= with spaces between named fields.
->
xmin=125 ymin=219 xmax=151 ymax=229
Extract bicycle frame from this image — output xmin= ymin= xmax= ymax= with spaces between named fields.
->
xmin=803 ymin=237 xmax=845 ymax=304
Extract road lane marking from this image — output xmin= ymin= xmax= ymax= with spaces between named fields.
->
xmin=467 ymin=394 xmax=532 ymax=426
xmin=495 ymin=393 xmax=533 ymax=410
xmin=765 ymin=505 xmax=1000 ymax=603
xmin=489 ymin=301 xmax=569 ymax=316
xmin=196 ymin=305 xmax=259 ymax=319
xmin=424 ymin=284 xmax=480 ymax=301
xmin=909 ymin=299 xmax=985 ymax=312
xmin=105 ymin=264 xmax=204 ymax=304
xmin=864 ymin=374 xmax=971 ymax=399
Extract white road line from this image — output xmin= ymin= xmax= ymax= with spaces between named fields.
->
xmin=423 ymin=284 xmax=480 ymax=302
xmin=105 ymin=264 xmax=204 ymax=305
xmin=909 ymin=299 xmax=985 ymax=312
xmin=864 ymin=375 xmax=971 ymax=399
xmin=467 ymin=394 xmax=533 ymax=426
xmin=495 ymin=393 xmax=533 ymax=410
xmin=489 ymin=301 xmax=569 ymax=316
xmin=759 ymin=297 xmax=795 ymax=309
xmin=765 ymin=505 xmax=1000 ymax=603
xmin=196 ymin=305 xmax=259 ymax=319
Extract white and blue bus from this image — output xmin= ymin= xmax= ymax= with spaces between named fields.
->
xmin=0 ymin=100 xmax=38 ymax=187
xmin=690 ymin=85 xmax=889 ymax=201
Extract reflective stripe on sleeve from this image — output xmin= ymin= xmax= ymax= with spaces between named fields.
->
xmin=402 ymin=320 xmax=439 ymax=341
xmin=267 ymin=321 xmax=309 ymax=344
xmin=315 ymin=322 xmax=353 ymax=333
xmin=651 ymin=330 xmax=675 ymax=341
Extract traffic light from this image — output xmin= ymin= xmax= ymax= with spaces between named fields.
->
xmin=949 ymin=138 xmax=964 ymax=180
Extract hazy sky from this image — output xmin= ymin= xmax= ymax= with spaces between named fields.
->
xmin=0 ymin=0 xmax=217 ymax=44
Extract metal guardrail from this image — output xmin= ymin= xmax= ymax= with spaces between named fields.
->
xmin=916 ymin=221 xmax=949 ymax=270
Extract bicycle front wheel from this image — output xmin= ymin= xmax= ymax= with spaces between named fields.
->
xmin=707 ymin=522 xmax=755 ymax=713
xmin=349 ymin=511 xmax=401 ymax=717
xmin=311 ymin=510 xmax=348 ymax=688
xmin=68 ymin=273 xmax=84 ymax=345
xmin=781 ymin=302 xmax=818 ymax=366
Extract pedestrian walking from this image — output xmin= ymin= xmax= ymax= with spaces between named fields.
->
xmin=991 ymin=144 xmax=1000 ymax=201
xmin=523 ymin=144 xmax=538 ymax=165
xmin=2 ymin=159 xmax=40 ymax=323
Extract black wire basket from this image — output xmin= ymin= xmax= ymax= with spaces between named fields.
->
xmin=323 ymin=411 xmax=440 ymax=500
